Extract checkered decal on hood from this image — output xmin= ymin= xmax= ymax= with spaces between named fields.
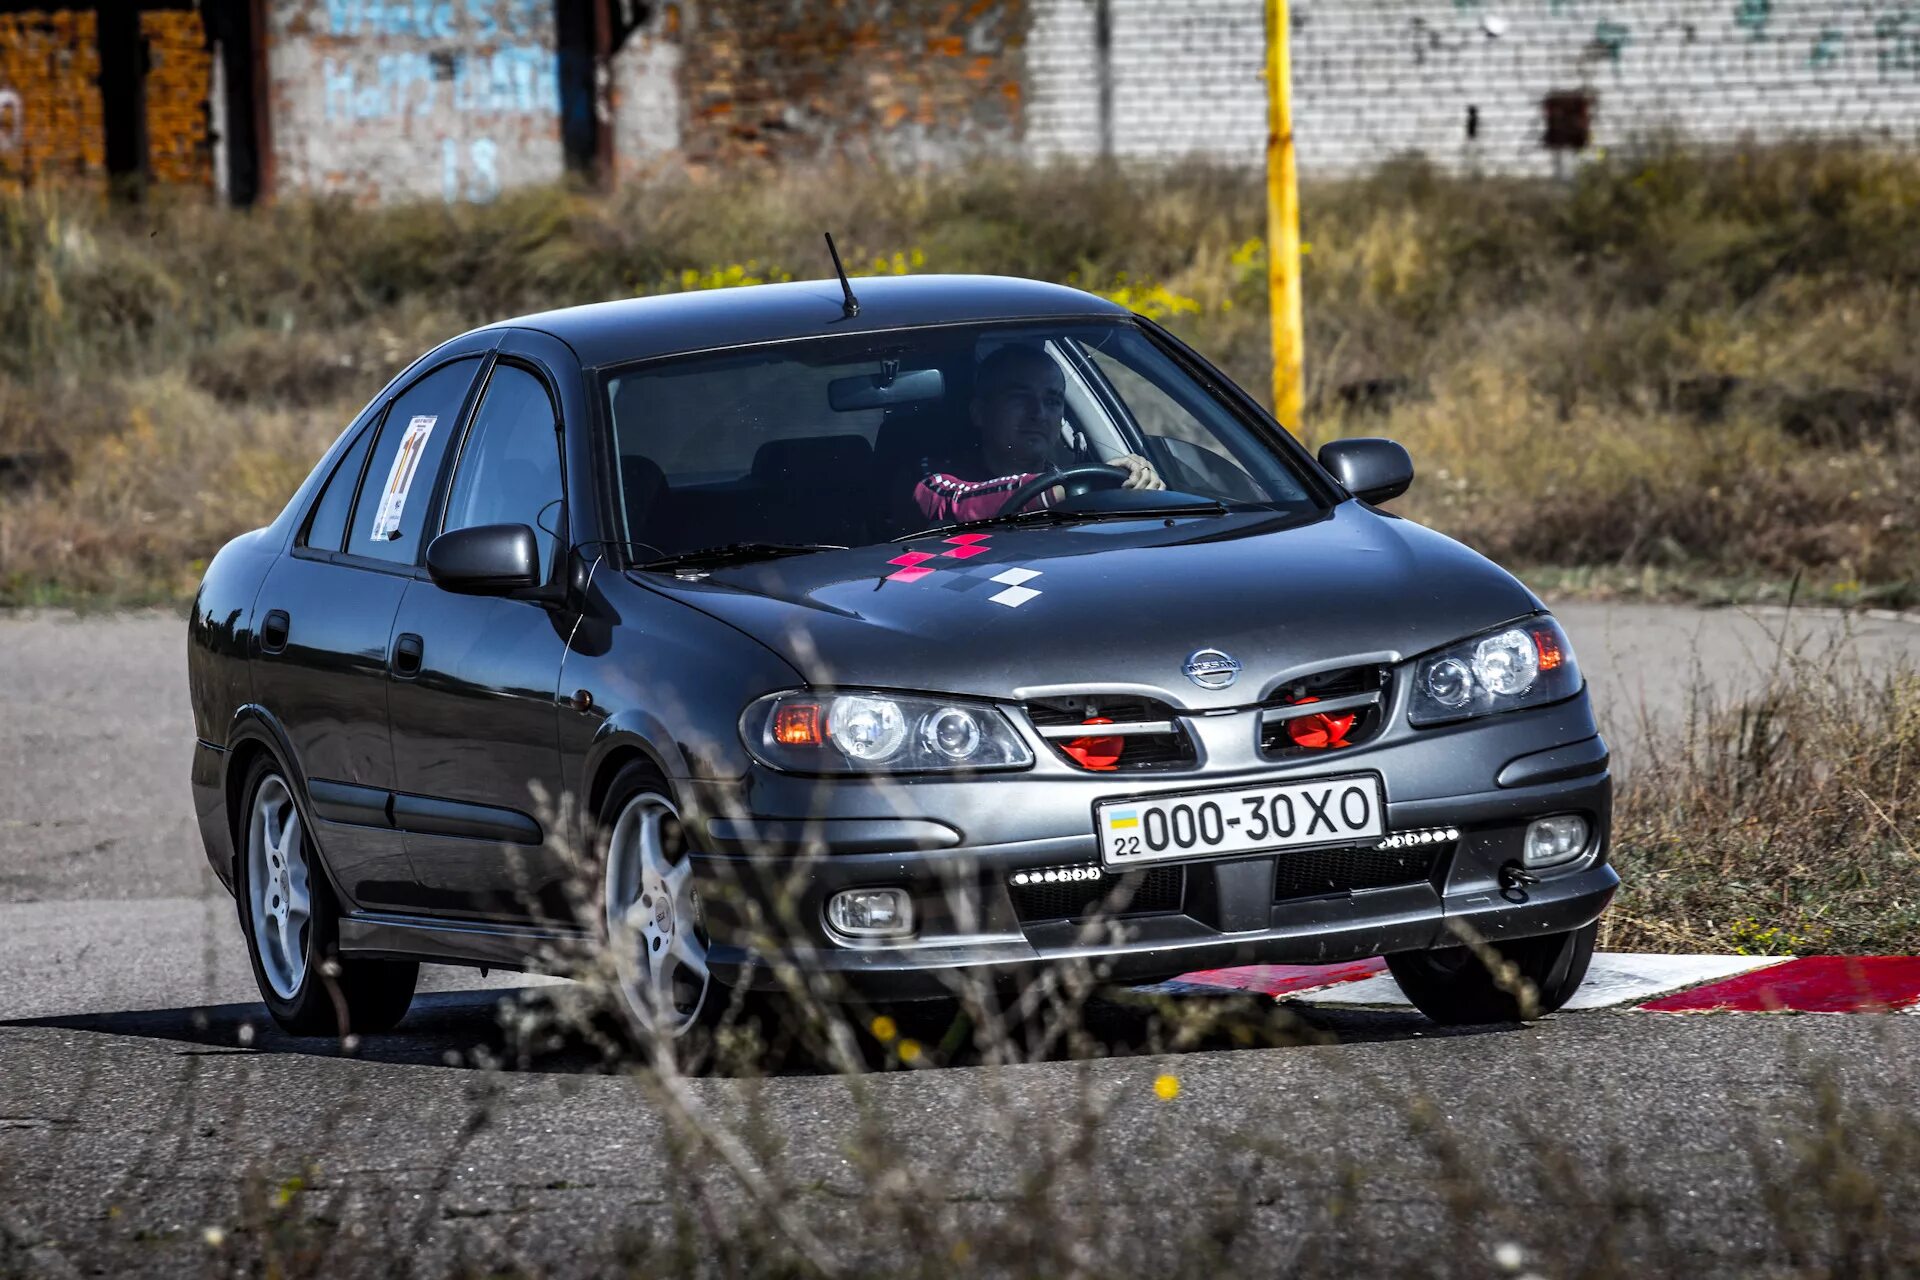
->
xmin=883 ymin=535 xmax=1045 ymax=607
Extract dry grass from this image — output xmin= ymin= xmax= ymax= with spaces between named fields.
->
xmin=1294 ymin=148 xmax=1920 ymax=604
xmin=1607 ymin=650 xmax=1920 ymax=955
xmin=1 ymin=144 xmax=1916 ymax=604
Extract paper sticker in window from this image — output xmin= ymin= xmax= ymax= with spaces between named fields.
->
xmin=368 ymin=415 xmax=437 ymax=542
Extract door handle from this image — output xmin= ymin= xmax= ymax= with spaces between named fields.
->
xmin=261 ymin=610 xmax=290 ymax=655
xmin=393 ymin=632 xmax=424 ymax=678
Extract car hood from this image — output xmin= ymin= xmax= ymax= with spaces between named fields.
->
xmin=633 ymin=503 xmax=1542 ymax=708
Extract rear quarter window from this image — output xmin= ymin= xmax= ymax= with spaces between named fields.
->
xmin=300 ymin=422 xmax=375 ymax=553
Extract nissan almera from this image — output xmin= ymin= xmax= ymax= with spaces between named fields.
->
xmin=187 ymin=274 xmax=1615 ymax=1045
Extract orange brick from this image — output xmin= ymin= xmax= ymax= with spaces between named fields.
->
xmin=0 ymin=8 xmax=210 ymax=192
xmin=674 ymin=0 xmax=1025 ymax=167
xmin=0 ymin=10 xmax=103 ymax=189
xmin=140 ymin=10 xmax=212 ymax=187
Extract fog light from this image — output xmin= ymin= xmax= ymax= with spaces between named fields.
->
xmin=827 ymin=888 xmax=915 ymax=938
xmin=1523 ymin=815 xmax=1589 ymax=869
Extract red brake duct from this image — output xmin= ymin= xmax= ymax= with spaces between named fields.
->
xmin=1063 ymin=716 xmax=1124 ymax=770
xmin=1285 ymin=696 xmax=1354 ymax=749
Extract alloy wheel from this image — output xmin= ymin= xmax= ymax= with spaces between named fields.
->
xmin=603 ymin=792 xmax=711 ymax=1037
xmin=247 ymin=774 xmax=312 ymax=999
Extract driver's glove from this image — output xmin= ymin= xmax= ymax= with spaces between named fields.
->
xmin=1105 ymin=454 xmax=1166 ymax=491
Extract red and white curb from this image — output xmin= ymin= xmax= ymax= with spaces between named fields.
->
xmin=1149 ymin=954 xmax=1920 ymax=1014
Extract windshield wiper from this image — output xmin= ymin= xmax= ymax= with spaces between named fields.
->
xmin=638 ymin=542 xmax=841 ymax=572
xmin=891 ymin=510 xmax=1046 ymax=542
xmin=893 ymin=499 xmax=1227 ymax=543
xmin=1047 ymin=499 xmax=1228 ymax=524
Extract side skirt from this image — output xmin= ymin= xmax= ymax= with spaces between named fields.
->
xmin=338 ymin=910 xmax=592 ymax=971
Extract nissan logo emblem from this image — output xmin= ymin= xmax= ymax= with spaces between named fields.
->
xmin=1183 ymin=648 xmax=1241 ymax=689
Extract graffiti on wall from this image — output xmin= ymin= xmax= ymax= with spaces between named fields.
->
xmin=320 ymin=42 xmax=556 ymax=121
xmin=1387 ymin=1 xmax=1920 ymax=81
xmin=274 ymin=0 xmax=560 ymax=203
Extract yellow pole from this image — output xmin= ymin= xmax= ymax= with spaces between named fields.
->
xmin=1265 ymin=0 xmax=1305 ymax=428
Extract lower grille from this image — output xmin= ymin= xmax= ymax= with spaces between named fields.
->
xmin=1273 ymin=843 xmax=1440 ymax=901
xmin=1011 ymin=866 xmax=1185 ymax=922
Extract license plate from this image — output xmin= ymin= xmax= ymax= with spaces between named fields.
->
xmin=1095 ymin=775 xmax=1384 ymax=868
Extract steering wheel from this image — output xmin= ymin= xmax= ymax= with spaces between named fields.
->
xmin=997 ymin=464 xmax=1130 ymax=516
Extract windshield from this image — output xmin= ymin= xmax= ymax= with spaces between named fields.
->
xmin=603 ymin=320 xmax=1322 ymax=561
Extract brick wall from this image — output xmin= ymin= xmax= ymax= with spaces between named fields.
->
xmin=0 ymin=7 xmax=211 ymax=193
xmin=14 ymin=1 xmax=1920 ymax=206
xmin=662 ymin=0 xmax=1026 ymax=169
xmin=1028 ymin=0 xmax=1920 ymax=176
xmin=0 ymin=10 xmax=103 ymax=190
xmin=1028 ymin=0 xmax=1267 ymax=165
xmin=266 ymin=0 xmax=566 ymax=203
xmin=141 ymin=10 xmax=213 ymax=188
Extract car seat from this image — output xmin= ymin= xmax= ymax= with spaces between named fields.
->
xmin=748 ymin=435 xmax=875 ymax=547
xmin=872 ymin=400 xmax=978 ymax=534
xmin=617 ymin=454 xmax=669 ymax=559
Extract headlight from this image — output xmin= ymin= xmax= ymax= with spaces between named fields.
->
xmin=743 ymin=691 xmax=1034 ymax=773
xmin=1408 ymin=616 xmax=1582 ymax=726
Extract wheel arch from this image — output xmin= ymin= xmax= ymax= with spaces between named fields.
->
xmin=585 ymin=736 xmax=676 ymax=827
xmin=220 ymin=707 xmax=350 ymax=906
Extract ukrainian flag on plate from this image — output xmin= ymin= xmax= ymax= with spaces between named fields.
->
xmin=1107 ymin=809 xmax=1140 ymax=830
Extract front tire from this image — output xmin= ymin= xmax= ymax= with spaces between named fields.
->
xmin=235 ymin=756 xmax=417 ymax=1037
xmin=594 ymin=764 xmax=723 ymax=1057
xmin=1386 ymin=921 xmax=1598 ymax=1025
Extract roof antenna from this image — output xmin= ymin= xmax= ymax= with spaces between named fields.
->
xmin=824 ymin=232 xmax=859 ymax=318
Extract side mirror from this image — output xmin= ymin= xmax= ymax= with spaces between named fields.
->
xmin=427 ymin=524 xmax=540 ymax=595
xmin=1317 ymin=437 xmax=1414 ymax=505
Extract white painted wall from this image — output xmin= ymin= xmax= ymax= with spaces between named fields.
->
xmin=1027 ymin=0 xmax=1920 ymax=175
xmin=608 ymin=22 xmax=682 ymax=180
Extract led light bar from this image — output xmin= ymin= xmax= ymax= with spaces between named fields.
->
xmin=1010 ymin=864 xmax=1105 ymax=886
xmin=1376 ymin=826 xmax=1460 ymax=850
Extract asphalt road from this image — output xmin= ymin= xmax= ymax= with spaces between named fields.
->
xmin=3 ymin=602 xmax=1918 ymax=1276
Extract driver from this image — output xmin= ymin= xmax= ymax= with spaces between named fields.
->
xmin=914 ymin=344 xmax=1163 ymax=523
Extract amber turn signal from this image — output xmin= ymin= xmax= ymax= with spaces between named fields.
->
xmin=1532 ymin=628 xmax=1565 ymax=672
xmin=772 ymin=702 xmax=824 ymax=746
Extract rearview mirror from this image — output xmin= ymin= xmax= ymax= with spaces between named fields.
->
xmin=828 ymin=367 xmax=944 ymax=411
xmin=427 ymin=524 xmax=540 ymax=595
xmin=1317 ymin=437 xmax=1414 ymax=505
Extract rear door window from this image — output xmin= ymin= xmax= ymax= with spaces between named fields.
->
xmin=346 ymin=358 xmax=481 ymax=565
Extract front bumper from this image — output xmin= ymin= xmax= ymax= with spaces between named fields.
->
xmin=681 ymin=695 xmax=1616 ymax=999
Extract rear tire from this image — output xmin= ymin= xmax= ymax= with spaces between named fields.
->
xmin=235 ymin=755 xmax=418 ymax=1037
xmin=1387 ymin=920 xmax=1598 ymax=1025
